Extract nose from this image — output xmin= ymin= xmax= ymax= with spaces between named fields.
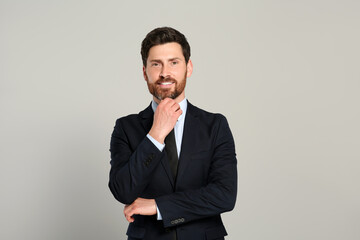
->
xmin=160 ymin=65 xmax=170 ymax=79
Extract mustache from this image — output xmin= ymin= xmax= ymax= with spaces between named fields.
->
xmin=156 ymin=77 xmax=177 ymax=84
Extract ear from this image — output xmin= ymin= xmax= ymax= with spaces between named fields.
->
xmin=186 ymin=59 xmax=193 ymax=78
xmin=143 ymin=66 xmax=148 ymax=81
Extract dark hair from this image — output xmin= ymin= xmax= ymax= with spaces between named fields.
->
xmin=141 ymin=27 xmax=191 ymax=66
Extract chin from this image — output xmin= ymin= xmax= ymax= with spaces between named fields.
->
xmin=155 ymin=91 xmax=177 ymax=100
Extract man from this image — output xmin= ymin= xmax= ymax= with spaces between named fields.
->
xmin=109 ymin=27 xmax=237 ymax=240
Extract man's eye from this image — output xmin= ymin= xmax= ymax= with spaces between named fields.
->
xmin=172 ymin=61 xmax=178 ymax=65
xmin=152 ymin=63 xmax=159 ymax=66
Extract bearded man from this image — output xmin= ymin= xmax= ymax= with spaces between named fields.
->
xmin=109 ymin=27 xmax=237 ymax=240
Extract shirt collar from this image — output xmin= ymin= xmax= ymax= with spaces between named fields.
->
xmin=151 ymin=98 xmax=188 ymax=122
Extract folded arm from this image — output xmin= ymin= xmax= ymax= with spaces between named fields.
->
xmin=108 ymin=118 xmax=164 ymax=204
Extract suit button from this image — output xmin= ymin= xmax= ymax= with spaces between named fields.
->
xmin=144 ymin=158 xmax=151 ymax=166
xmin=165 ymin=228 xmax=171 ymax=233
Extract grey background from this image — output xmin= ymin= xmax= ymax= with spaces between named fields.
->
xmin=1 ymin=0 xmax=359 ymax=239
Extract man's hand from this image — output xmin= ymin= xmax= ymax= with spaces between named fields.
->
xmin=123 ymin=198 xmax=157 ymax=223
xmin=149 ymin=98 xmax=182 ymax=143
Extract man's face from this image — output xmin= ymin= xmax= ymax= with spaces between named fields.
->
xmin=143 ymin=42 xmax=193 ymax=103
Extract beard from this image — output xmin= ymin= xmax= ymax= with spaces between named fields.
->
xmin=146 ymin=72 xmax=187 ymax=101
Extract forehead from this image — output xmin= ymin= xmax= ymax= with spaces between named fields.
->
xmin=147 ymin=42 xmax=184 ymax=61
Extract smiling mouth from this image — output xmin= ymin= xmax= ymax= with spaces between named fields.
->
xmin=157 ymin=81 xmax=175 ymax=87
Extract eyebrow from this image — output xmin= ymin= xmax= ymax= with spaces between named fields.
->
xmin=168 ymin=57 xmax=182 ymax=61
xmin=149 ymin=57 xmax=182 ymax=62
xmin=149 ymin=59 xmax=162 ymax=63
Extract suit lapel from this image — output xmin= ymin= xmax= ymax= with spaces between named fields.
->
xmin=176 ymin=102 xmax=199 ymax=182
xmin=139 ymin=103 xmax=175 ymax=187
xmin=139 ymin=103 xmax=154 ymax=132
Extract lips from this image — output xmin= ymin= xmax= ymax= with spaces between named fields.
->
xmin=156 ymin=79 xmax=176 ymax=87
xmin=159 ymin=82 xmax=173 ymax=85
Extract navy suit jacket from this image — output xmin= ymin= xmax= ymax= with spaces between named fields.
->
xmin=109 ymin=101 xmax=237 ymax=240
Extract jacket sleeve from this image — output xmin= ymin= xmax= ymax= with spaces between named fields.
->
xmin=155 ymin=115 xmax=237 ymax=228
xmin=108 ymin=118 xmax=164 ymax=204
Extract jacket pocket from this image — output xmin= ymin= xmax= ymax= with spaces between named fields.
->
xmin=126 ymin=223 xmax=146 ymax=239
xmin=205 ymin=225 xmax=228 ymax=240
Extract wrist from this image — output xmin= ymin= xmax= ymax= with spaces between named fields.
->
xmin=148 ymin=129 xmax=165 ymax=144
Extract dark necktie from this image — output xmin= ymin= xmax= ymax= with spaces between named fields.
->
xmin=165 ymin=129 xmax=178 ymax=180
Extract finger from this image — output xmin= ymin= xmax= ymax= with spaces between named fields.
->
xmin=124 ymin=204 xmax=130 ymax=215
xmin=124 ymin=207 xmax=135 ymax=223
xmin=124 ymin=205 xmax=134 ymax=218
xmin=176 ymin=109 xmax=183 ymax=115
xmin=170 ymin=102 xmax=180 ymax=112
xmin=160 ymin=97 xmax=173 ymax=106
xmin=123 ymin=206 xmax=127 ymax=216
xmin=157 ymin=99 xmax=172 ymax=112
xmin=126 ymin=214 xmax=134 ymax=223
xmin=174 ymin=109 xmax=183 ymax=119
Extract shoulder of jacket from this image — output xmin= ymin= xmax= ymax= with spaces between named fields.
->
xmin=190 ymin=104 xmax=227 ymax=122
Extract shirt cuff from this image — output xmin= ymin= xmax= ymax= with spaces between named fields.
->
xmin=156 ymin=205 xmax=162 ymax=220
xmin=147 ymin=134 xmax=165 ymax=152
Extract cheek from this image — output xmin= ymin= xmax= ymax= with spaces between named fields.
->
xmin=144 ymin=74 xmax=153 ymax=83
xmin=172 ymin=70 xmax=182 ymax=78
xmin=147 ymin=70 xmax=160 ymax=82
